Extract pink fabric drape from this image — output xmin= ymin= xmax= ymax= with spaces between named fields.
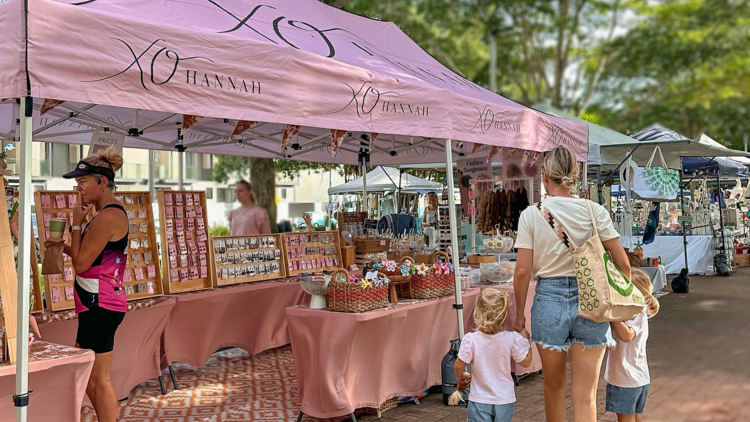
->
xmin=35 ymin=297 xmax=176 ymax=404
xmin=473 ymin=282 xmax=542 ymax=376
xmin=287 ymin=288 xmax=480 ymax=419
xmin=0 ymin=342 xmax=94 ymax=422
xmin=161 ymin=280 xmax=307 ymax=369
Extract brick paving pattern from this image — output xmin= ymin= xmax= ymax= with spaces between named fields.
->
xmin=357 ymin=270 xmax=750 ymax=422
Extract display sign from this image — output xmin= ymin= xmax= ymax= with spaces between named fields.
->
xmin=363 ymin=219 xmax=378 ymax=230
xmin=88 ymin=131 xmax=125 ymax=157
xmin=457 ymin=158 xmax=493 ymax=215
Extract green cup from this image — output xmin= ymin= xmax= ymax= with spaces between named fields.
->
xmin=49 ymin=218 xmax=66 ymax=241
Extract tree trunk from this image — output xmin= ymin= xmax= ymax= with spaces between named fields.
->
xmin=249 ymin=157 xmax=277 ymax=233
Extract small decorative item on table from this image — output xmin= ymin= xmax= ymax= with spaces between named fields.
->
xmin=328 ymin=268 xmax=389 ymax=313
xmin=373 ymin=257 xmax=415 ymax=302
xmin=396 ymin=251 xmax=456 ymax=299
xmin=297 ymin=272 xmax=331 ymax=309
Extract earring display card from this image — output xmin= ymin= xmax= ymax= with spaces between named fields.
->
xmin=120 ymin=192 xmax=163 ymax=301
xmin=280 ymin=230 xmax=342 ymax=277
xmin=158 ymin=190 xmax=213 ymax=293
xmin=208 ymin=234 xmax=287 ymax=287
xmin=34 ymin=190 xmax=93 ymax=312
xmin=7 ymin=188 xmax=44 ymax=313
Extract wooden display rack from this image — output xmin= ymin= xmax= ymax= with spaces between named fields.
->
xmin=6 ymin=187 xmax=43 ymax=313
xmin=281 ymin=230 xmax=342 ymax=277
xmin=34 ymin=191 xmax=93 ymax=312
xmin=157 ymin=190 xmax=213 ymax=294
xmin=117 ymin=192 xmax=163 ymax=301
xmin=208 ymin=234 xmax=287 ymax=287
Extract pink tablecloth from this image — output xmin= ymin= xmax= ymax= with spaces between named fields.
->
xmin=287 ymin=288 xmax=480 ymax=419
xmin=34 ymin=296 xmax=176 ymax=403
xmin=0 ymin=341 xmax=94 ymax=422
xmin=161 ymin=279 xmax=307 ymax=369
xmin=472 ymin=282 xmax=542 ymax=376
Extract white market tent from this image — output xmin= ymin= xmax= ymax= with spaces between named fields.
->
xmin=328 ymin=166 xmax=442 ymax=195
xmin=0 ymin=1 xmax=593 ymax=419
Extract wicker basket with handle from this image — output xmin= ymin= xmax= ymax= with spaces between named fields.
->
xmin=328 ymin=268 xmax=389 ymax=313
xmin=396 ymin=251 xmax=456 ymax=299
xmin=354 ymin=238 xmax=391 ymax=253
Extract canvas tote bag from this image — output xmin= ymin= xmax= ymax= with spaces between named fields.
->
xmin=537 ymin=200 xmax=645 ymax=323
xmin=633 ymin=146 xmax=680 ymax=201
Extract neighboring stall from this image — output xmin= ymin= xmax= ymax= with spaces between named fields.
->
xmin=0 ymin=0 xmax=590 ymax=420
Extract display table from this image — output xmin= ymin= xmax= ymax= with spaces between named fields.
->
xmin=0 ymin=341 xmax=94 ymax=422
xmin=161 ymin=279 xmax=307 ymax=369
xmin=620 ymin=235 xmax=712 ymax=275
xmin=472 ymin=282 xmax=542 ymax=377
xmin=288 ymin=288 xmax=480 ymax=419
xmin=34 ymin=296 xmax=176 ymax=403
xmin=638 ymin=265 xmax=667 ymax=293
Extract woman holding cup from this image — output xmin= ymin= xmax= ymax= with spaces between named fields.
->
xmin=46 ymin=147 xmax=128 ymax=422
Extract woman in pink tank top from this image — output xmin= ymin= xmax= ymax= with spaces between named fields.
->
xmin=227 ymin=180 xmax=271 ymax=235
xmin=49 ymin=147 xmax=129 ymax=422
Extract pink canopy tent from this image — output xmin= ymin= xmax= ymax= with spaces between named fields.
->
xmin=1 ymin=1 xmax=589 ymax=420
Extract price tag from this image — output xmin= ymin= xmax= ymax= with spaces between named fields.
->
xmin=379 ymin=240 xmax=386 ymax=246
xmin=678 ymin=216 xmax=693 ymax=222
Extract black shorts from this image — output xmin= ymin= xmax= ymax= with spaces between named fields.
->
xmin=76 ymin=307 xmax=125 ymax=354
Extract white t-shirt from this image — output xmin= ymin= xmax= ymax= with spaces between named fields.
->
xmin=605 ymin=309 xmax=650 ymax=388
xmin=457 ymin=331 xmax=531 ymax=405
xmin=515 ymin=197 xmax=620 ymax=279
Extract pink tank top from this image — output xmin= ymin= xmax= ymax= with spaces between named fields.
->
xmin=74 ymin=204 xmax=128 ymax=313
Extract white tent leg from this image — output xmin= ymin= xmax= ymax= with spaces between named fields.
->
xmin=148 ymin=149 xmax=156 ymax=198
xmin=15 ymin=97 xmax=33 ymax=422
xmin=444 ymin=139 xmax=465 ymax=340
xmin=362 ymin=162 xmax=367 ymax=214
xmin=177 ymin=146 xmax=185 ymax=190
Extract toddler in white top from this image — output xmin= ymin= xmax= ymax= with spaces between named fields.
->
xmin=605 ymin=268 xmax=660 ymax=422
xmin=454 ymin=288 xmax=532 ymax=422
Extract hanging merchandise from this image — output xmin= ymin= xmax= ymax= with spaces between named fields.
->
xmin=633 ymin=146 xmax=680 ymax=201
xmin=642 ymin=202 xmax=660 ymax=245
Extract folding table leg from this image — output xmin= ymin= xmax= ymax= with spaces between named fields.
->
xmin=158 ymin=375 xmax=165 ymax=395
xmin=169 ymin=365 xmax=179 ymax=390
xmin=296 ymin=411 xmax=304 ymax=422
xmin=349 ymin=413 xmax=357 ymax=422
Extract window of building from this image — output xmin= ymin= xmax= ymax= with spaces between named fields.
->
xmin=217 ymin=188 xmax=234 ymax=203
xmin=281 ymin=188 xmax=287 ymax=199
xmin=206 ymin=187 xmax=214 ymax=200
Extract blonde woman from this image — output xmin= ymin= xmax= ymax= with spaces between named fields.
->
xmin=52 ymin=147 xmax=128 ymax=422
xmin=513 ymin=145 xmax=631 ymax=422
xmin=453 ymin=289 xmax=533 ymax=421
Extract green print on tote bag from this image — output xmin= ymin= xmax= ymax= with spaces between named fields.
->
xmin=537 ymin=200 xmax=644 ymax=323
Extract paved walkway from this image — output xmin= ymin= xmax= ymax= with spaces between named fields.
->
xmin=359 ymin=270 xmax=750 ymax=422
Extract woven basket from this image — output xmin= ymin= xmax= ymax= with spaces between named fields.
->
xmin=379 ymin=256 xmax=414 ymax=282
xmin=362 ymin=397 xmax=398 ymax=417
xmin=396 ymin=252 xmax=456 ymax=299
xmin=354 ymin=238 xmax=391 ymax=253
xmin=328 ymin=268 xmax=389 ymax=313
xmin=733 ymin=254 xmax=750 ymax=267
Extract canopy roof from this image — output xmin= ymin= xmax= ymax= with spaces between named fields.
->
xmin=532 ymin=103 xmax=636 ymax=165
xmin=682 ymin=156 xmax=749 ymax=178
xmin=598 ymin=124 xmax=750 ymax=169
xmin=328 ymin=166 xmax=442 ymax=195
xmin=0 ymin=0 xmax=589 ymax=165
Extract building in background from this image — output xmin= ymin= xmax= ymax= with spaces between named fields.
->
xmin=3 ymin=142 xmax=344 ymax=228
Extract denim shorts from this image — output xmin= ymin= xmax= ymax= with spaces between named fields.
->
xmin=606 ymin=383 xmax=649 ymax=414
xmin=531 ymin=277 xmax=609 ymax=351
xmin=467 ymin=401 xmax=514 ymax=422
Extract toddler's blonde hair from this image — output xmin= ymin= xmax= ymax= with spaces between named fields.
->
xmin=631 ymin=268 xmax=660 ymax=318
xmin=473 ymin=288 xmax=510 ymax=335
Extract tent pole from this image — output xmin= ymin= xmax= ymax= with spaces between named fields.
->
xmin=597 ymin=166 xmax=603 ymax=206
xmin=148 ymin=149 xmax=156 ymax=199
xmin=361 ymin=161 xmax=367 ymax=214
xmin=444 ymin=139 xmax=465 ymax=340
xmin=397 ymin=168 xmax=402 ymax=213
xmin=177 ymin=142 xmax=185 ymax=190
xmin=15 ymin=96 xmax=33 ymax=422
xmin=716 ymin=169 xmax=726 ymax=254
xmin=679 ymin=161 xmax=689 ymax=274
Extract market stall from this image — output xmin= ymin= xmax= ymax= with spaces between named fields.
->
xmin=0 ymin=0 xmax=592 ymax=420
